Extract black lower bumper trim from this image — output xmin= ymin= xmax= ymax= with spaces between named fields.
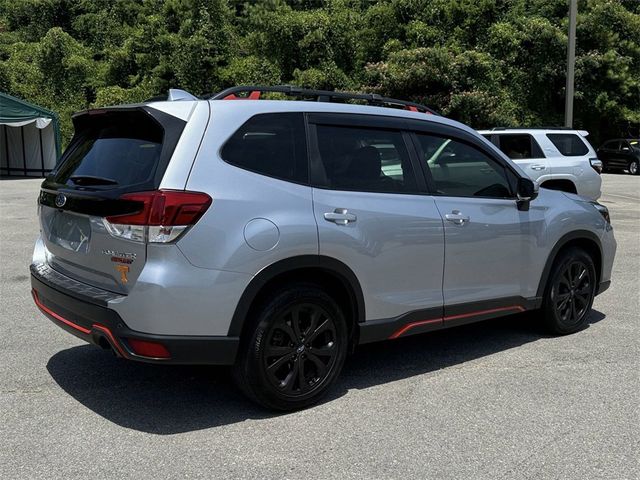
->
xmin=31 ymin=273 xmax=239 ymax=365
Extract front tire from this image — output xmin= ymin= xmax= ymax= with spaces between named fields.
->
xmin=542 ymin=247 xmax=597 ymax=335
xmin=629 ymin=159 xmax=639 ymax=175
xmin=233 ymin=284 xmax=348 ymax=411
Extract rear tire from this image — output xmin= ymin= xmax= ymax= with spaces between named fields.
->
xmin=629 ymin=159 xmax=639 ymax=175
xmin=233 ymin=284 xmax=348 ymax=411
xmin=542 ymin=247 xmax=596 ymax=335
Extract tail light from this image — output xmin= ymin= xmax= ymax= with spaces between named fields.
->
xmin=589 ymin=158 xmax=603 ymax=174
xmin=103 ymin=190 xmax=212 ymax=243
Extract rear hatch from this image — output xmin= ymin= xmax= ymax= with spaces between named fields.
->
xmin=38 ymin=106 xmax=188 ymax=294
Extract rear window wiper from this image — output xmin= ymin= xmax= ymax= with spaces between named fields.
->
xmin=69 ymin=175 xmax=119 ymax=186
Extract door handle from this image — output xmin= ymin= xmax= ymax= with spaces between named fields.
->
xmin=444 ymin=210 xmax=469 ymax=225
xmin=324 ymin=208 xmax=357 ymax=225
xmin=530 ymin=164 xmax=546 ymax=171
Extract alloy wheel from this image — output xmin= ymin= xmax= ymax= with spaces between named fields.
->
xmin=262 ymin=303 xmax=339 ymax=396
xmin=551 ymin=260 xmax=593 ymax=328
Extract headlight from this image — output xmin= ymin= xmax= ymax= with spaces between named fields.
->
xmin=591 ymin=202 xmax=610 ymax=224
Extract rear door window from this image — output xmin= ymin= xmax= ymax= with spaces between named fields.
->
xmin=221 ymin=113 xmax=307 ymax=184
xmin=313 ymin=124 xmax=419 ymax=194
xmin=496 ymin=134 xmax=544 ymax=159
xmin=603 ymin=140 xmax=620 ymax=150
xmin=546 ymin=133 xmax=589 ymax=156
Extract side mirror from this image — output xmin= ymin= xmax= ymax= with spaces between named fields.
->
xmin=516 ymin=177 xmax=538 ymax=211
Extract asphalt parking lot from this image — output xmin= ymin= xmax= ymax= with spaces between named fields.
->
xmin=1 ymin=174 xmax=638 ymax=479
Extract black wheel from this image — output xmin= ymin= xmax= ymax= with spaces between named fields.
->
xmin=629 ymin=159 xmax=639 ymax=175
xmin=233 ymin=284 xmax=348 ymax=411
xmin=542 ymin=248 xmax=596 ymax=335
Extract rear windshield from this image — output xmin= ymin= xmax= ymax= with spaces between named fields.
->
xmin=546 ymin=133 xmax=589 ymax=156
xmin=51 ymin=109 xmax=182 ymax=191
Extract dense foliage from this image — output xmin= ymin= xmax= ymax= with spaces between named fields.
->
xmin=1 ymin=0 xmax=638 ymax=145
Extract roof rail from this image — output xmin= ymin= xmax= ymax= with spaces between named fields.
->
xmin=206 ymin=85 xmax=438 ymax=115
xmin=491 ymin=126 xmax=577 ymax=131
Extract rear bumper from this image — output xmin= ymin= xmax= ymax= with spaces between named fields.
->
xmin=31 ymin=264 xmax=239 ymax=365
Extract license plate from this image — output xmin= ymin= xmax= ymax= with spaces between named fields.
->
xmin=48 ymin=210 xmax=91 ymax=253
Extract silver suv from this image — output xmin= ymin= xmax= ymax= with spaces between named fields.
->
xmin=31 ymin=86 xmax=616 ymax=410
xmin=478 ymin=128 xmax=603 ymax=200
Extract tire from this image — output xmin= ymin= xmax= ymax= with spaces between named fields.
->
xmin=542 ymin=247 xmax=597 ymax=335
xmin=629 ymin=159 xmax=639 ymax=175
xmin=233 ymin=284 xmax=348 ymax=411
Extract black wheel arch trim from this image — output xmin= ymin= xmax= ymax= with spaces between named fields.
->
xmin=536 ymin=230 xmax=603 ymax=298
xmin=228 ymin=255 xmax=366 ymax=339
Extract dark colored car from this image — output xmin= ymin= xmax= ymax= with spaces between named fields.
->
xmin=597 ymin=139 xmax=640 ymax=175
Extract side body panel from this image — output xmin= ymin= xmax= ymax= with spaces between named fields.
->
xmin=433 ymin=196 xmax=547 ymax=304
xmin=313 ymin=188 xmax=445 ymax=320
xmin=177 ymin=103 xmax=319 ymax=274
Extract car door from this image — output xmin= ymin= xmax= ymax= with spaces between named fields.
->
xmin=308 ymin=113 xmax=445 ymax=326
xmin=597 ymin=140 xmax=617 ymax=168
xmin=619 ymin=140 xmax=636 ymax=170
xmin=493 ymin=133 xmax=550 ymax=184
xmin=412 ymin=128 xmax=543 ymax=320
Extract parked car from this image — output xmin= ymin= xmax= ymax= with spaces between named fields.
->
xmin=596 ymin=139 xmax=640 ymax=175
xmin=478 ymin=128 xmax=602 ymax=199
xmin=31 ymin=86 xmax=616 ymax=410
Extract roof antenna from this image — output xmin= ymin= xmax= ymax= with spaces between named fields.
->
xmin=167 ymin=89 xmax=198 ymax=101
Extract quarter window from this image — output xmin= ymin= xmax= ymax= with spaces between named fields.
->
xmin=221 ymin=113 xmax=307 ymax=183
xmin=416 ymin=134 xmax=515 ymax=198
xmin=314 ymin=125 xmax=418 ymax=193
xmin=546 ymin=133 xmax=589 ymax=156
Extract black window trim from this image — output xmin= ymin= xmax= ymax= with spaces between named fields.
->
xmin=218 ymin=112 xmax=311 ymax=187
xmin=306 ymin=113 xmax=429 ymax=196
xmin=405 ymin=121 xmax=521 ymax=200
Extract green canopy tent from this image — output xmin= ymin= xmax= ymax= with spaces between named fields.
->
xmin=0 ymin=92 xmax=61 ymax=177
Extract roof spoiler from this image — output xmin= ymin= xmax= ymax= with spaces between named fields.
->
xmin=143 ymin=89 xmax=199 ymax=103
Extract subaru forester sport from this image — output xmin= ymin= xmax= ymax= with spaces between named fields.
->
xmin=31 ymin=86 xmax=616 ymax=410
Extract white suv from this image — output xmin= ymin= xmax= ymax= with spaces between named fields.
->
xmin=479 ymin=128 xmax=602 ymax=200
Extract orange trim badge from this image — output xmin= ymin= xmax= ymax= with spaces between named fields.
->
xmin=115 ymin=264 xmax=129 ymax=284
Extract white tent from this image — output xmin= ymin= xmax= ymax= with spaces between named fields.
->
xmin=0 ymin=93 xmax=61 ymax=177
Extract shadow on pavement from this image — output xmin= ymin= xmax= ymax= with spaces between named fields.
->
xmin=47 ymin=309 xmax=606 ymax=434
